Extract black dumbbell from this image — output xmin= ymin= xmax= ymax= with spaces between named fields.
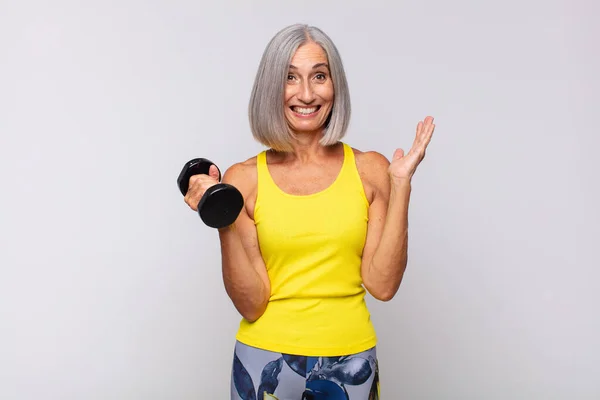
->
xmin=177 ymin=158 xmax=244 ymax=229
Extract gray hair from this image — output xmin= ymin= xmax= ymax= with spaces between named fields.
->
xmin=248 ymin=24 xmax=351 ymax=152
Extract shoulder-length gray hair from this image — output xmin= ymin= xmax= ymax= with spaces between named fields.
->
xmin=248 ymin=24 xmax=351 ymax=152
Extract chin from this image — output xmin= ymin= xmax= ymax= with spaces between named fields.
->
xmin=288 ymin=122 xmax=325 ymax=135
xmin=286 ymin=113 xmax=330 ymax=135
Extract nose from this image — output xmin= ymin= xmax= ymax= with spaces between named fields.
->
xmin=297 ymin=80 xmax=316 ymax=104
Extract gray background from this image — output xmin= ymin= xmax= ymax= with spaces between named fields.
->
xmin=1 ymin=0 xmax=599 ymax=398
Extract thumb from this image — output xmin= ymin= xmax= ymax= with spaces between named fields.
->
xmin=392 ymin=148 xmax=405 ymax=160
xmin=208 ymin=164 xmax=220 ymax=181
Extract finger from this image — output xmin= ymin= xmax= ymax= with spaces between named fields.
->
xmin=423 ymin=122 xmax=435 ymax=146
xmin=425 ymin=116 xmax=434 ymax=128
xmin=392 ymin=148 xmax=404 ymax=160
xmin=184 ymin=181 xmax=204 ymax=211
xmin=208 ymin=164 xmax=220 ymax=180
xmin=412 ymin=123 xmax=426 ymax=150
xmin=418 ymin=117 xmax=434 ymax=144
xmin=184 ymin=193 xmax=197 ymax=211
xmin=422 ymin=117 xmax=433 ymax=134
xmin=416 ymin=121 xmax=423 ymax=135
xmin=418 ymin=119 xmax=431 ymax=139
xmin=409 ymin=118 xmax=432 ymax=156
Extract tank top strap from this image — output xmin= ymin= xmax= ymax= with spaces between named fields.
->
xmin=338 ymin=142 xmax=369 ymax=206
xmin=341 ymin=142 xmax=353 ymax=169
xmin=256 ymin=150 xmax=267 ymax=177
xmin=256 ymin=149 xmax=267 ymax=189
xmin=255 ymin=150 xmax=279 ymax=206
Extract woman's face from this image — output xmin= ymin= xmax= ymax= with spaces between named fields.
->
xmin=284 ymin=41 xmax=334 ymax=136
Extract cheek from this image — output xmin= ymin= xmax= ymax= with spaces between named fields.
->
xmin=284 ymin=86 xmax=295 ymax=103
xmin=318 ymin=83 xmax=335 ymax=102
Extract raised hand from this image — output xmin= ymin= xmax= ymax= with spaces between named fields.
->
xmin=388 ymin=116 xmax=435 ymax=185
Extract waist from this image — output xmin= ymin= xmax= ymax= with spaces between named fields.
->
xmin=235 ymin=292 xmax=377 ymax=356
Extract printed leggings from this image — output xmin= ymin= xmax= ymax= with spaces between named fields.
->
xmin=230 ymin=341 xmax=380 ymax=399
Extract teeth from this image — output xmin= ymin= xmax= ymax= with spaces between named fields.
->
xmin=293 ymin=106 xmax=318 ymax=115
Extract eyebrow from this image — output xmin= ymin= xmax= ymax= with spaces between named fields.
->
xmin=289 ymin=63 xmax=329 ymax=70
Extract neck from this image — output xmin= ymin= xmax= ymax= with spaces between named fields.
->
xmin=277 ymin=130 xmax=338 ymax=163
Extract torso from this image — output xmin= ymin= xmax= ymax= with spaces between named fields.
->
xmin=228 ymin=141 xmax=390 ymax=356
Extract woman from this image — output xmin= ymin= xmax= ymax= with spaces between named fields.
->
xmin=184 ymin=23 xmax=435 ymax=400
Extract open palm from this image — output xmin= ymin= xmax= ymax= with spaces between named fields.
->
xmin=389 ymin=116 xmax=436 ymax=183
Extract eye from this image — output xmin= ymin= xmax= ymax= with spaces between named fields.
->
xmin=287 ymin=74 xmax=296 ymax=81
xmin=315 ymin=73 xmax=327 ymax=81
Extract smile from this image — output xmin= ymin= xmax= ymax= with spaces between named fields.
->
xmin=290 ymin=105 xmax=321 ymax=116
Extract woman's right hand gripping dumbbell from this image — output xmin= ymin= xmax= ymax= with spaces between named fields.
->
xmin=177 ymin=158 xmax=244 ymax=229
xmin=183 ymin=165 xmax=220 ymax=212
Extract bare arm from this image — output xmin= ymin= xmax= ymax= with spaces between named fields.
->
xmin=359 ymin=153 xmax=409 ymax=301
xmin=360 ymin=116 xmax=435 ymax=301
xmin=218 ymin=163 xmax=270 ymax=322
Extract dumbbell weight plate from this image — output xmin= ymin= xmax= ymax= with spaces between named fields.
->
xmin=198 ymin=184 xmax=245 ymax=228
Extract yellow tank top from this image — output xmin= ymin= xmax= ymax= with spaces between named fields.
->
xmin=235 ymin=142 xmax=377 ymax=356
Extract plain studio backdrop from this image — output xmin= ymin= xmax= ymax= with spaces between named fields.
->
xmin=1 ymin=0 xmax=598 ymax=399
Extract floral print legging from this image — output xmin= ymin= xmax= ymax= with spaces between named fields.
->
xmin=230 ymin=341 xmax=380 ymax=399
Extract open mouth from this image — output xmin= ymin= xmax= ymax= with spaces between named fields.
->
xmin=290 ymin=105 xmax=321 ymax=116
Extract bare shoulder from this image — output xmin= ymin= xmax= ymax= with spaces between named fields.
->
xmin=221 ymin=155 xmax=261 ymax=218
xmin=352 ymin=147 xmax=390 ymax=189
xmin=221 ymin=155 xmax=258 ymax=196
